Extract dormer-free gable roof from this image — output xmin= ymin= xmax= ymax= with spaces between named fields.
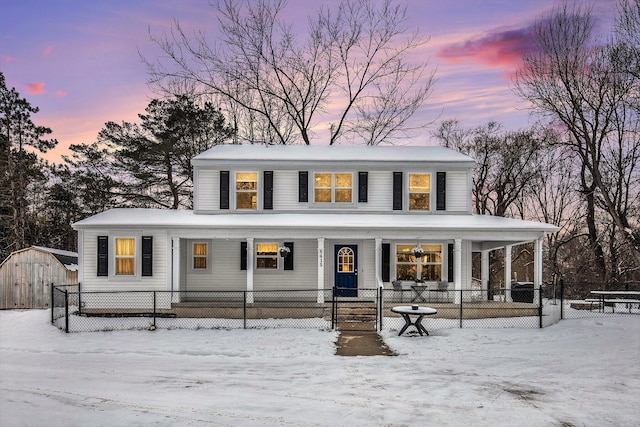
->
xmin=192 ymin=144 xmax=476 ymax=168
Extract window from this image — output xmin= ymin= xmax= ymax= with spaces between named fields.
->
xmin=337 ymin=247 xmax=354 ymax=272
xmin=115 ymin=237 xmax=135 ymax=275
xmin=409 ymin=173 xmax=431 ymax=210
xmin=314 ymin=172 xmax=352 ymax=203
xmin=256 ymin=243 xmax=278 ymax=269
xmin=193 ymin=243 xmax=208 ymax=269
xmin=395 ymin=244 xmax=442 ymax=281
xmin=236 ymin=172 xmax=258 ymax=209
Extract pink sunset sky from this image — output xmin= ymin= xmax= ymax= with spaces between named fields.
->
xmin=2 ymin=0 xmax=617 ymax=163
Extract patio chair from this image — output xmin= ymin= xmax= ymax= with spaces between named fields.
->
xmin=392 ymin=280 xmax=406 ymax=302
xmin=433 ymin=281 xmax=449 ymax=302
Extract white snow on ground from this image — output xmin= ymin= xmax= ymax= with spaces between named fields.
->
xmin=1 ymin=310 xmax=639 ymax=427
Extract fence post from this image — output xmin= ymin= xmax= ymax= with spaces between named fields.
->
xmin=378 ymin=287 xmax=382 ymax=331
xmin=560 ymin=279 xmax=565 ymax=320
xmin=153 ymin=292 xmax=157 ymax=329
xmin=64 ymin=289 xmax=69 ymax=333
xmin=78 ymin=282 xmax=82 ymax=315
xmin=243 ymin=291 xmax=247 ymax=329
xmin=51 ymin=284 xmax=55 ymax=324
xmin=331 ymin=288 xmax=335 ymax=330
xmin=459 ymin=289 xmax=463 ymax=328
xmin=539 ymin=286 xmax=543 ymax=328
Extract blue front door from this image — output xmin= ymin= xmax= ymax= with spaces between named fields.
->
xmin=335 ymin=245 xmax=358 ymax=297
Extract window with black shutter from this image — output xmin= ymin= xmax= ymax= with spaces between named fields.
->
xmin=283 ymin=242 xmax=294 ymax=270
xmin=437 ymin=172 xmax=446 ymax=211
xmin=220 ymin=171 xmax=230 ymax=209
xmin=392 ymin=172 xmax=403 ymax=210
xmin=263 ymin=171 xmax=273 ymax=210
xmin=358 ymin=172 xmax=368 ymax=203
xmin=142 ymin=236 xmax=153 ymax=276
xmin=298 ymin=171 xmax=308 ymax=202
xmin=382 ymin=243 xmax=390 ymax=282
xmin=97 ymin=236 xmax=108 ymax=276
xmin=240 ymin=241 xmax=247 ymax=270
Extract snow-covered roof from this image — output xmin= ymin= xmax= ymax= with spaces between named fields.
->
xmin=192 ymin=144 xmax=475 ymax=166
xmin=31 ymin=246 xmax=78 ymax=258
xmin=73 ymin=209 xmax=558 ymax=237
xmin=0 ymin=246 xmax=78 ymax=271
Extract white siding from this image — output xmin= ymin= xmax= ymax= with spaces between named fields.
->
xmin=360 ymin=171 xmax=392 ymax=211
xmin=254 ymin=240 xmax=317 ymax=290
xmin=183 ymin=239 xmax=246 ymax=291
xmin=446 ymin=171 xmax=470 ymax=213
xmin=195 ymin=169 xmax=218 ymax=212
xmin=80 ymin=230 xmax=168 ymax=292
xmin=273 ymin=170 xmax=304 ymax=210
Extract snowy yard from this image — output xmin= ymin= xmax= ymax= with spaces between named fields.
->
xmin=1 ymin=310 xmax=639 ymax=426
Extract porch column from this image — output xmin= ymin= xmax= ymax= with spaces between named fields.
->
xmin=534 ymin=237 xmax=543 ymax=303
xmin=246 ymin=237 xmax=254 ymax=303
xmin=374 ymin=238 xmax=383 ymax=288
xmin=481 ymin=249 xmax=490 ymax=300
xmin=454 ymin=238 xmax=462 ymax=304
xmin=505 ymin=244 xmax=513 ymax=302
xmin=171 ymin=237 xmax=180 ymax=303
xmin=317 ymin=238 xmax=325 ymax=303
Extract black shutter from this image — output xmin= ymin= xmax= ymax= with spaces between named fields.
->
xmin=264 ymin=171 xmax=273 ymax=210
xmin=283 ymin=241 xmax=294 ymax=270
xmin=298 ymin=171 xmax=308 ymax=202
xmin=382 ymin=243 xmax=391 ymax=282
xmin=220 ymin=171 xmax=229 ymax=209
xmin=448 ymin=243 xmax=454 ymax=282
xmin=142 ymin=236 xmax=153 ymax=276
xmin=358 ymin=172 xmax=368 ymax=203
xmin=437 ymin=172 xmax=446 ymax=211
xmin=392 ymin=172 xmax=403 ymax=210
xmin=240 ymin=241 xmax=247 ymax=270
xmin=97 ymin=236 xmax=108 ymax=276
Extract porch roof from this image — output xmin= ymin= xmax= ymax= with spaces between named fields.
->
xmin=73 ymin=209 xmax=558 ymax=242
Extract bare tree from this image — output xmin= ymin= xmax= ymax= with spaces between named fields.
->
xmin=514 ymin=2 xmax=640 ymax=271
xmin=434 ymin=120 xmax=545 ymax=218
xmin=144 ymin=0 xmax=434 ymax=145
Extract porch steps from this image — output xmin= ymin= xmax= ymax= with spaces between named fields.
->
xmin=335 ymin=302 xmax=378 ymax=331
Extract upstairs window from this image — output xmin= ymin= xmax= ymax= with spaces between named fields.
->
xmin=115 ymin=237 xmax=135 ymax=275
xmin=256 ymin=243 xmax=278 ymax=269
xmin=409 ymin=173 xmax=431 ymax=210
xmin=236 ymin=172 xmax=257 ymax=209
xmin=314 ymin=173 xmax=352 ymax=203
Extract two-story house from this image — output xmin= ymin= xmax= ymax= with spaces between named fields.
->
xmin=73 ymin=145 xmax=558 ymax=307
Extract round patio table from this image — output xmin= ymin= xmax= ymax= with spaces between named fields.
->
xmin=391 ymin=306 xmax=437 ymax=336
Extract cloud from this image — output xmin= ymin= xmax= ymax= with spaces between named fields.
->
xmin=43 ymin=45 xmax=53 ymax=56
xmin=25 ymin=82 xmax=45 ymax=94
xmin=436 ymin=26 xmax=538 ymax=70
xmin=2 ymin=55 xmax=17 ymax=63
xmin=55 ymin=89 xmax=67 ymax=97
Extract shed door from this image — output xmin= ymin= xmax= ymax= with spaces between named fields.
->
xmin=334 ymin=245 xmax=357 ymax=297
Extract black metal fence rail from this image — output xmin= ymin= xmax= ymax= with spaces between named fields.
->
xmin=50 ymin=284 xmax=576 ymax=333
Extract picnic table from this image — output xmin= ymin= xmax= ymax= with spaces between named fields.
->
xmin=588 ymin=290 xmax=640 ymax=313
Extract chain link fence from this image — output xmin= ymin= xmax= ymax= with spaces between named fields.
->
xmin=380 ymin=287 xmax=554 ymax=332
xmin=52 ymin=284 xmax=573 ymax=333
xmin=549 ymin=281 xmax=640 ymax=319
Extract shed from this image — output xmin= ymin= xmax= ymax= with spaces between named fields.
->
xmin=0 ymin=246 xmax=78 ymax=309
